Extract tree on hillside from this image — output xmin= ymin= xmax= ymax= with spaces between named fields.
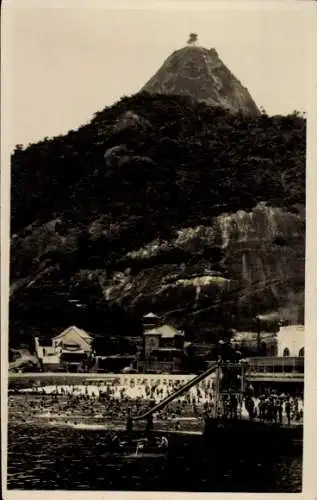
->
xmin=187 ymin=33 xmax=198 ymax=45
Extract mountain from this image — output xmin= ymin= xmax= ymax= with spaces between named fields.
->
xmin=10 ymin=95 xmax=305 ymax=348
xmin=141 ymin=46 xmax=260 ymax=116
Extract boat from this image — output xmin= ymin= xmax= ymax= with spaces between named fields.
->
xmin=107 ymin=434 xmax=169 ymax=456
xmin=118 ymin=442 xmax=168 ymax=457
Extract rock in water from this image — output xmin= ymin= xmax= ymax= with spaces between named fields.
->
xmin=141 ymin=46 xmax=260 ymax=116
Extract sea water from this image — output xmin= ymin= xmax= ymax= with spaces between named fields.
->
xmin=7 ymin=422 xmax=302 ymax=492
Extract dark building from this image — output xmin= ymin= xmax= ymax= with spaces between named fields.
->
xmin=138 ymin=314 xmax=186 ymax=373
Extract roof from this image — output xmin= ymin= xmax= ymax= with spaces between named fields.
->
xmin=278 ymin=324 xmax=304 ymax=332
xmin=144 ymin=324 xmax=184 ymax=338
xmin=53 ymin=325 xmax=92 ymax=342
xmin=143 ymin=312 xmax=160 ymax=319
xmin=277 ymin=325 xmax=304 ymax=339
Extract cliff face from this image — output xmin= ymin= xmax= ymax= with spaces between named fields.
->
xmin=91 ymin=204 xmax=305 ymax=330
xmin=10 ymin=203 xmax=304 ymax=342
xmin=9 ymin=92 xmax=305 ymax=345
xmin=142 ymin=46 xmax=260 ymax=116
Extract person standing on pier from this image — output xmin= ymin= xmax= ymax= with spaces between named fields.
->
xmin=230 ymin=393 xmax=238 ymax=419
xmin=245 ymin=396 xmax=255 ymax=420
xmin=277 ymin=399 xmax=283 ymax=424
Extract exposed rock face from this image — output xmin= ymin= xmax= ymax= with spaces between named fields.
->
xmin=10 ymin=204 xmax=304 ymax=342
xmin=112 ymin=111 xmax=152 ymax=134
xmin=142 ymin=46 xmax=260 ymax=116
xmin=93 ymin=204 xmax=304 ymax=331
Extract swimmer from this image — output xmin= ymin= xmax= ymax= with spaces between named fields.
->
xmin=159 ymin=436 xmax=169 ymax=449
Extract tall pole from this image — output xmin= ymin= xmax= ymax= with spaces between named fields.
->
xmin=256 ymin=316 xmax=261 ymax=355
xmin=240 ymin=362 xmax=245 ymax=419
xmin=214 ymin=362 xmax=221 ymax=418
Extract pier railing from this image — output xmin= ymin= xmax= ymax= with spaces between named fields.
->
xmin=246 ymin=356 xmax=304 ymax=375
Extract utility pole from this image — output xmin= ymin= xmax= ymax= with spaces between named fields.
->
xmin=214 ymin=361 xmax=221 ymax=418
xmin=256 ymin=316 xmax=261 ymax=355
xmin=240 ymin=362 xmax=245 ymax=418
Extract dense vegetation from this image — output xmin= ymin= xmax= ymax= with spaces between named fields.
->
xmin=12 ymin=92 xmax=305 ymax=234
xmin=10 ymin=93 xmax=306 ymax=348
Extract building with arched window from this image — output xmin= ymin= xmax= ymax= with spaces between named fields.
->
xmin=277 ymin=325 xmax=304 ymax=357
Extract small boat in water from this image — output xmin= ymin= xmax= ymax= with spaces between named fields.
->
xmin=108 ymin=433 xmax=169 ymax=456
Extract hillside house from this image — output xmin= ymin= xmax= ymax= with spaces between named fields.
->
xmin=143 ymin=324 xmax=185 ymax=355
xmin=52 ymin=325 xmax=93 ymax=353
xmin=139 ymin=318 xmax=186 ymax=373
xmin=35 ymin=326 xmax=93 ymax=372
xmin=53 ymin=325 xmax=93 ymax=372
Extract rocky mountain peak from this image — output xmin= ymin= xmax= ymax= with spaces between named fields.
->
xmin=141 ymin=45 xmax=260 ymax=116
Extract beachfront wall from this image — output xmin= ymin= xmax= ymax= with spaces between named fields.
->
xmin=277 ymin=325 xmax=304 ymax=358
xmin=9 ymin=371 xmax=217 ymax=389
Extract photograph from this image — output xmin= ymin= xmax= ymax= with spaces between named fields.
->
xmin=2 ymin=0 xmax=314 ymax=494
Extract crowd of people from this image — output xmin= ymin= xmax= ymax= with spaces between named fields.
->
xmin=8 ymin=377 xmax=213 ymax=425
xmin=8 ymin=376 xmax=304 ymax=428
xmin=244 ymin=393 xmax=303 ymax=425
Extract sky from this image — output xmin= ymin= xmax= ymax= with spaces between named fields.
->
xmin=3 ymin=0 xmax=314 ymax=148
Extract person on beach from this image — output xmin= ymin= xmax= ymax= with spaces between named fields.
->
xmin=272 ymin=400 xmax=278 ymax=423
xmin=277 ymin=399 xmax=283 ymax=424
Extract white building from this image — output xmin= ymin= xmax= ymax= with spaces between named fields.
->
xmin=277 ymin=324 xmax=304 ymax=357
xmin=35 ymin=325 xmax=93 ymax=371
xmin=52 ymin=325 xmax=93 ymax=354
xmin=34 ymin=338 xmax=61 ymax=369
